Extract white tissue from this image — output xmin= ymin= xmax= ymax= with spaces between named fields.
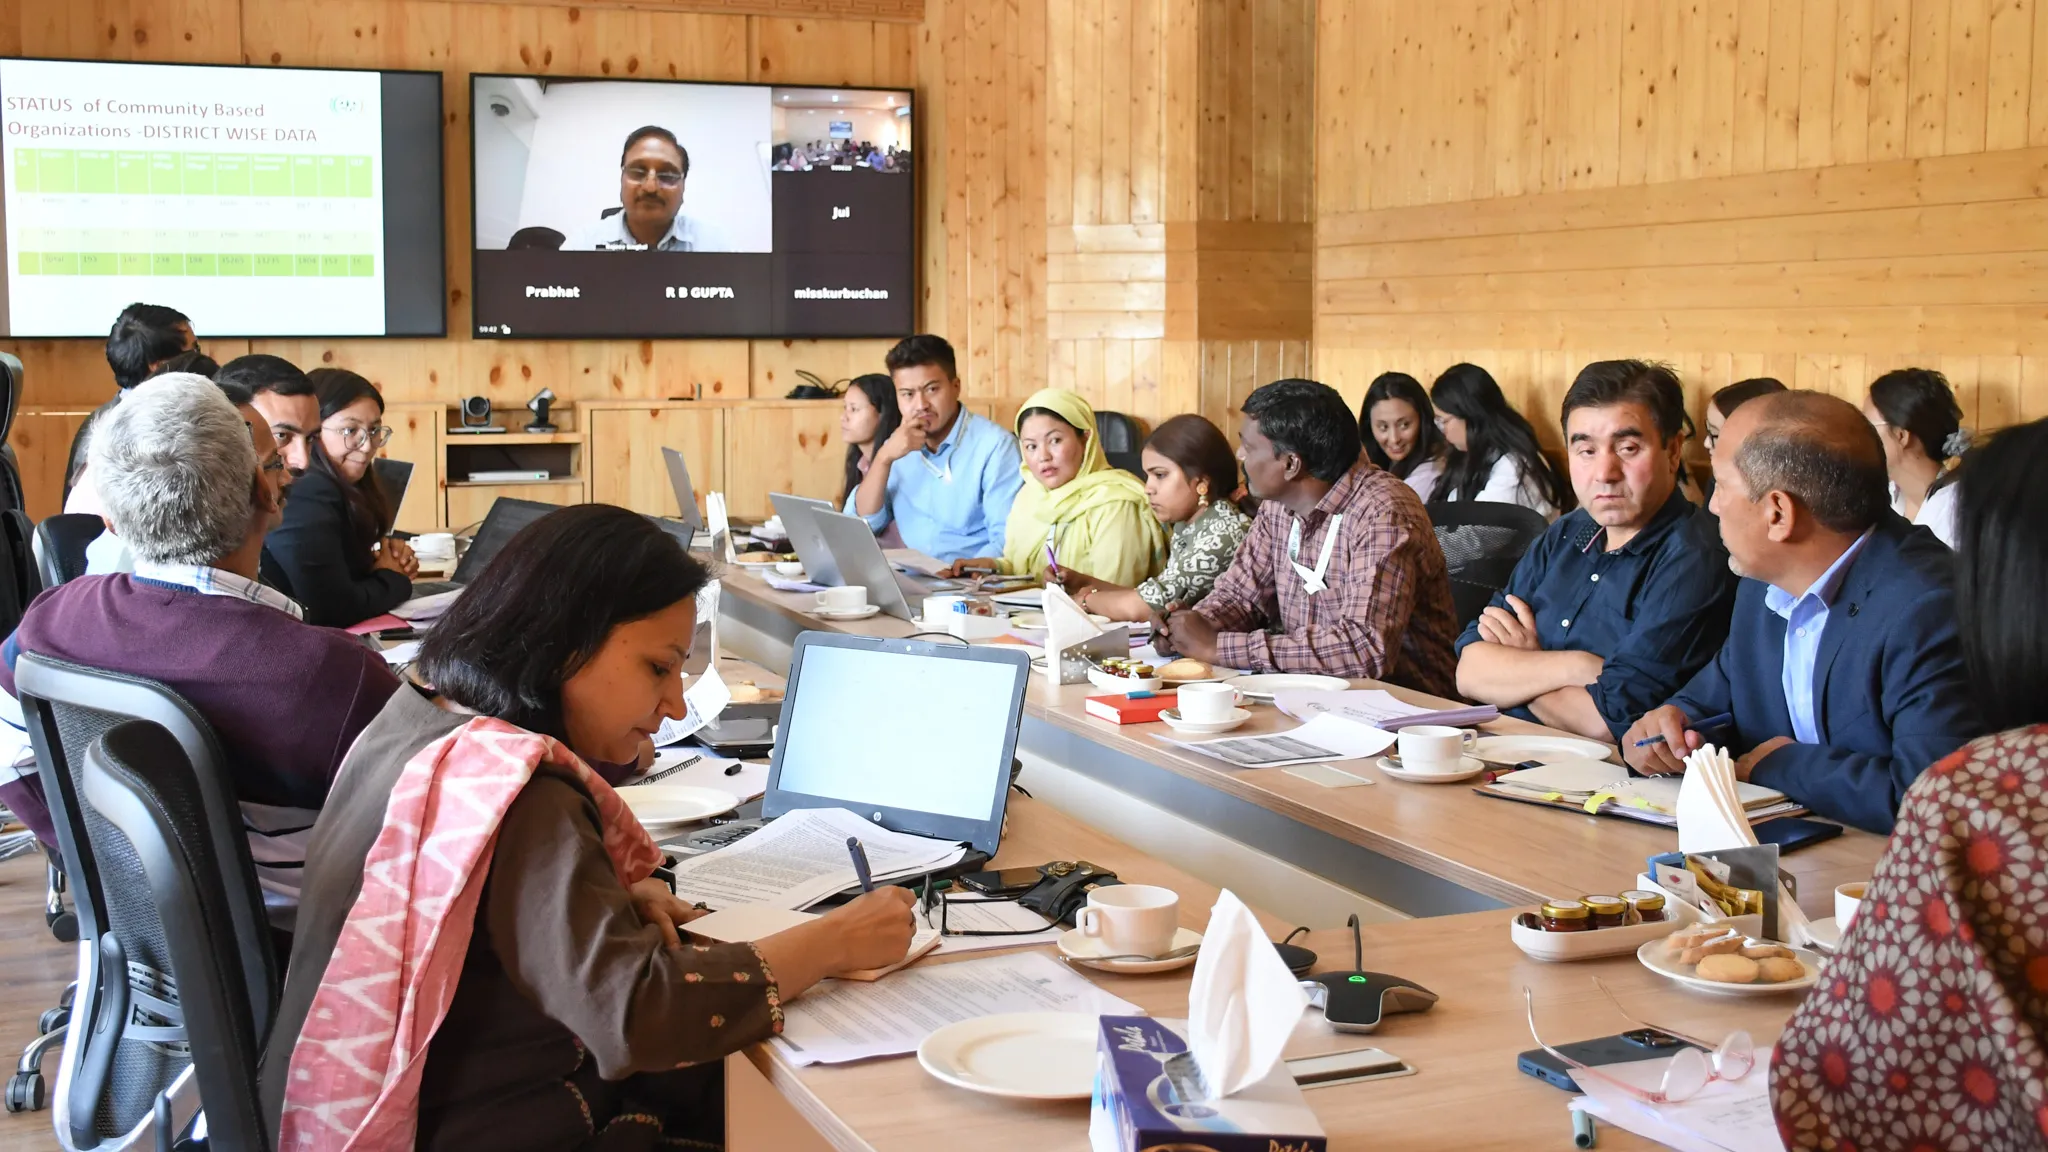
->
xmin=1676 ymin=744 xmax=1814 ymax=947
xmin=1186 ymin=888 xmax=1307 ymax=1099
xmin=1041 ymin=584 xmax=1106 ymax=684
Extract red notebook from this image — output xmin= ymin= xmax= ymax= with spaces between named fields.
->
xmin=1084 ymin=691 xmax=1178 ymax=725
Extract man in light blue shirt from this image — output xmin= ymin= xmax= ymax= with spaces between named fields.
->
xmin=1765 ymin=529 xmax=1870 ymax=744
xmin=853 ymin=335 xmax=1023 ymax=563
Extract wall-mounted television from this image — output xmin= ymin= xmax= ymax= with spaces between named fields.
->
xmin=0 ymin=57 xmax=445 ymax=338
xmin=469 ymin=74 xmax=914 ymax=340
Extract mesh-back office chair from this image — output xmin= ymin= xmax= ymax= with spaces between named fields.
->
xmin=1097 ymin=411 xmax=1144 ymax=478
xmin=35 ymin=514 xmax=104 ymax=591
xmin=0 ymin=352 xmax=27 ymax=518
xmin=13 ymin=653 xmax=277 ymax=1147
xmin=82 ymin=721 xmax=272 ymax=1152
xmin=1424 ymin=501 xmax=1551 ymax=630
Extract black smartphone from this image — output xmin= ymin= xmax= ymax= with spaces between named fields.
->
xmin=1755 ymin=815 xmax=1846 ymax=854
xmin=1518 ymin=1029 xmax=1705 ymax=1092
xmin=958 ymin=867 xmax=1043 ymax=896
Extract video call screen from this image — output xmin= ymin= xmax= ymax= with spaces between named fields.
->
xmin=469 ymin=75 xmax=914 ymax=339
xmin=0 ymin=57 xmax=445 ymax=338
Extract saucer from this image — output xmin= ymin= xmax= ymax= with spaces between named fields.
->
xmin=1805 ymin=916 xmax=1842 ymax=953
xmin=1159 ymin=707 xmax=1252 ymax=735
xmin=813 ymin=604 xmax=882 ymax=620
xmin=1376 ymin=754 xmax=1487 ymax=783
xmin=1056 ymin=926 xmax=1203 ymax=973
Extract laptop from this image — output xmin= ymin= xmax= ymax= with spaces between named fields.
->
xmin=408 ymin=497 xmax=557 ymax=598
xmin=685 ymin=632 xmax=1031 ymax=858
xmin=809 ymin=507 xmax=949 ymax=621
xmin=769 ymin=491 xmax=846 ymax=586
xmin=660 ymin=447 xmax=707 ymax=533
xmin=372 ymin=458 xmax=413 ymax=516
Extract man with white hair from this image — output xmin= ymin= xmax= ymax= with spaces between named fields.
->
xmin=0 ymin=373 xmax=400 ymax=930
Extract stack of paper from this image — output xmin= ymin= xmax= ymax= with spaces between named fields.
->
xmin=775 ymin=952 xmax=1140 ymax=1066
xmin=1273 ymin=688 xmax=1497 ymax=730
xmin=1157 ymin=713 xmax=1396 ymax=768
xmin=1482 ymin=757 xmax=1803 ymax=827
xmin=666 ymin=807 xmax=966 ymax=910
xmin=393 ymin=589 xmax=461 ymax=621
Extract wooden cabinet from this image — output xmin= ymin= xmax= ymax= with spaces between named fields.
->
xmin=381 ymin=403 xmax=445 ymax=533
xmin=722 ymin=404 xmax=846 ymax=520
xmin=445 ymin=479 xmax=584 ymax=532
xmin=587 ymin=406 xmax=723 ymax=518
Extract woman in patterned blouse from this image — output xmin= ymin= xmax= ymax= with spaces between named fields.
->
xmin=1061 ymin=414 xmax=1253 ymax=623
xmin=1771 ymin=416 xmax=2048 ymax=1152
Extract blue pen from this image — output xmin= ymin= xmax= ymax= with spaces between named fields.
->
xmin=1633 ymin=711 xmax=1735 ymax=748
xmin=846 ymin=836 xmax=876 ymax=892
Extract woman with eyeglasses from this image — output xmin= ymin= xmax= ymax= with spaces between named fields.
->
xmin=1770 ymin=417 xmax=2048 ymax=1151
xmin=1427 ymin=363 xmax=1570 ymax=521
xmin=259 ymin=367 xmax=417 ymax=627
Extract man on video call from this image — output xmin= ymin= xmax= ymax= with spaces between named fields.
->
xmin=571 ymin=125 xmax=720 ymax=252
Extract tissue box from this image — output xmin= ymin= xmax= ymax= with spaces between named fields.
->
xmin=1092 ymin=1017 xmax=1325 ymax=1152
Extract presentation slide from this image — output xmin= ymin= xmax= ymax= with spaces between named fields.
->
xmin=0 ymin=58 xmax=445 ymax=338
xmin=470 ymin=76 xmax=914 ymax=340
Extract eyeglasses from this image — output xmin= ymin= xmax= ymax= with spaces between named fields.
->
xmin=1523 ymin=983 xmax=1755 ymax=1104
xmin=918 ymin=876 xmax=1057 ymax=937
xmin=326 ymin=423 xmax=393 ymax=451
xmin=623 ymin=164 xmax=684 ymax=188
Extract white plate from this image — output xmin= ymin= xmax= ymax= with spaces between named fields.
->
xmin=733 ymin=558 xmax=786 ymax=569
xmin=617 ymin=784 xmax=740 ymax=826
xmin=1804 ymin=916 xmax=1842 ymax=953
xmin=917 ymin=1011 xmax=1102 ymax=1099
xmin=1376 ymin=755 xmax=1487 ymax=784
xmin=1225 ymin=673 xmax=1350 ymax=699
xmin=1057 ymin=927 xmax=1204 ymax=974
xmin=1471 ymin=734 xmax=1614 ymax=765
xmin=1159 ymin=707 xmax=1252 ymax=735
xmin=812 ymin=604 xmax=882 ymax=620
xmin=1088 ymin=668 xmax=1163 ymax=694
xmin=1635 ymin=937 xmax=1823 ymax=997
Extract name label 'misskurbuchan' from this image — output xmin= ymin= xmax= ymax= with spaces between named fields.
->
xmin=525 ymin=285 xmax=581 ymax=298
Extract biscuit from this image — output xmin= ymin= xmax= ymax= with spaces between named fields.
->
xmin=1741 ymin=944 xmax=1794 ymax=960
xmin=1755 ymin=957 xmax=1806 ymax=983
xmin=1695 ymin=954 xmax=1760 ymax=983
xmin=1159 ymin=658 xmax=1212 ymax=681
xmin=1662 ymin=926 xmax=1722 ymax=955
xmin=735 ymin=551 xmax=779 ymax=564
xmin=1679 ymin=932 xmax=1746 ymax=966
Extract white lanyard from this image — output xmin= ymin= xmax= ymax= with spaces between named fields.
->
xmin=1287 ymin=514 xmax=1342 ymax=595
xmin=917 ymin=450 xmax=954 ymax=483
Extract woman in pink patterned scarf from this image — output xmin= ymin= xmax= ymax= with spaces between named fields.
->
xmin=1772 ymin=416 xmax=2048 ymax=1151
xmin=258 ymin=504 xmax=917 ymax=1152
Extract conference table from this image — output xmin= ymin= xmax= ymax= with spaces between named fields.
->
xmin=714 ymin=568 xmax=1883 ymax=922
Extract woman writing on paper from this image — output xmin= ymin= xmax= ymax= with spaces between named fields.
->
xmin=1058 ymin=414 xmax=1251 ymax=624
xmin=259 ymin=368 xmax=416 ymax=626
xmin=1428 ymin=362 xmax=1569 ymax=521
xmin=939 ymin=388 xmax=1167 ymax=587
xmin=1771 ymin=417 xmax=2048 ymax=1151
xmin=262 ymin=504 xmax=916 ymax=1151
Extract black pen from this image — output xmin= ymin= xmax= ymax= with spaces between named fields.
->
xmin=846 ymin=836 xmax=876 ymax=892
xmin=723 ymin=762 xmax=745 ymax=776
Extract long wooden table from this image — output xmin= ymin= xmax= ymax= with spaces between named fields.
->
xmin=716 ymin=570 xmax=1883 ymax=920
xmin=748 ymin=789 xmax=1813 ymax=1152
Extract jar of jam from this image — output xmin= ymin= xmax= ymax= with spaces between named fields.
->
xmin=1580 ymin=895 xmax=1629 ymax=929
xmin=1622 ymin=889 xmax=1667 ymax=923
xmin=1539 ymin=899 xmax=1592 ymax=932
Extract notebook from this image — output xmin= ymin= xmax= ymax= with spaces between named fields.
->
xmin=683 ymin=904 xmax=941 ymax=980
xmin=1477 ymin=757 xmax=1801 ymax=827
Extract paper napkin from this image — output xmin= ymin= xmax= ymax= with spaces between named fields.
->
xmin=1186 ymin=888 xmax=1308 ymax=1099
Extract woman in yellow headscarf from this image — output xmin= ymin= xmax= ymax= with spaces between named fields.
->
xmin=941 ymin=389 xmax=1166 ymax=587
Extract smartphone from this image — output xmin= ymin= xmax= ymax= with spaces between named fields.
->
xmin=1286 ymin=1048 xmax=1416 ymax=1088
xmin=1518 ymin=1029 xmax=1705 ymax=1092
xmin=958 ymin=867 xmax=1043 ymax=896
xmin=1755 ymin=815 xmax=1845 ymax=854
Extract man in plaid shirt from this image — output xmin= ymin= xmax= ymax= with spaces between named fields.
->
xmin=1159 ymin=379 xmax=1459 ymax=697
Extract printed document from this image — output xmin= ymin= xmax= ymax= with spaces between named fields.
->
xmin=667 ymin=807 xmax=965 ymax=910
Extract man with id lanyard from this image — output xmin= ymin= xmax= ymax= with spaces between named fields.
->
xmin=1158 ymin=378 xmax=1460 ymax=696
xmin=854 ymin=335 xmax=1025 ymax=564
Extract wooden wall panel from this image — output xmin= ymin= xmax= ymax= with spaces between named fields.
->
xmin=1317 ymin=0 xmax=2048 ymax=441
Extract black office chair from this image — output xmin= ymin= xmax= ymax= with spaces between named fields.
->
xmin=0 ymin=352 xmax=28 ymax=518
xmin=1097 ymin=411 xmax=1144 ymax=478
xmin=11 ymin=653 xmax=277 ymax=1145
xmin=35 ymin=513 xmax=103 ymax=590
xmin=82 ymin=721 xmax=272 ymax=1152
xmin=1424 ymin=500 xmax=1552 ymax=630
xmin=0 ymin=508 xmax=38 ymax=639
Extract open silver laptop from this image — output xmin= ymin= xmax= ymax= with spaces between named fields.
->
xmin=769 ymin=491 xmax=845 ymax=586
xmin=660 ymin=447 xmax=707 ymax=533
xmin=809 ymin=507 xmax=946 ymax=621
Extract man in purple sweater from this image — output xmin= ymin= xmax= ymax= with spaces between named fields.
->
xmin=0 ymin=373 xmax=400 ymax=929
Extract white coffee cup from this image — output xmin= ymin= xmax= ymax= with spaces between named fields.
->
xmin=1835 ymin=882 xmax=1867 ymax=930
xmin=1177 ymin=681 xmax=1244 ymax=724
xmin=412 ymin=532 xmax=456 ymax=561
xmin=1396 ymin=724 xmax=1477 ymax=772
xmin=816 ymin=586 xmax=868 ymax=613
xmin=1075 ymin=884 xmax=1180 ymax=958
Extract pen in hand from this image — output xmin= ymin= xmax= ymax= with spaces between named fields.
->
xmin=1632 ymin=712 xmax=1735 ymax=749
xmin=846 ymin=836 xmax=876 ymax=893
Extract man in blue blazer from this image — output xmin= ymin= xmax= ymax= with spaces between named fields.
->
xmin=1622 ymin=391 xmax=1981 ymax=834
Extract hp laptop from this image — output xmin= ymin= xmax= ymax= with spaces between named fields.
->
xmin=661 ymin=447 xmax=707 ymax=533
xmin=684 ymin=632 xmax=1031 ymax=860
xmin=371 ymin=458 xmax=413 ymax=518
xmin=408 ymin=497 xmax=557 ymax=598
